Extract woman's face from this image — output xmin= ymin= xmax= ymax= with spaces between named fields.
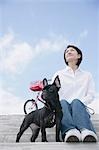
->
xmin=65 ymin=47 xmax=81 ymax=64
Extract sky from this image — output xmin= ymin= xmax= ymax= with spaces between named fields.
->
xmin=0 ymin=0 xmax=99 ymax=114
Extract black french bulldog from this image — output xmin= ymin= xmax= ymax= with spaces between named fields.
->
xmin=16 ymin=75 xmax=63 ymax=142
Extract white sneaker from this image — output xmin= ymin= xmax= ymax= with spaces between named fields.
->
xmin=81 ymin=129 xmax=98 ymax=142
xmin=64 ymin=128 xmax=81 ymax=142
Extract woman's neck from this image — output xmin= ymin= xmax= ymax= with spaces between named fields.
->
xmin=68 ymin=63 xmax=78 ymax=72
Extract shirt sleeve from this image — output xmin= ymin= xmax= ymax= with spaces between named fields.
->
xmin=80 ymin=73 xmax=96 ymax=105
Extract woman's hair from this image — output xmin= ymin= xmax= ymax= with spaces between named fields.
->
xmin=64 ymin=45 xmax=83 ymax=66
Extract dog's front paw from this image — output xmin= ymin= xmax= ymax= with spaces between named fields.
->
xmin=42 ymin=139 xmax=48 ymax=142
xmin=56 ymin=139 xmax=62 ymax=142
xmin=16 ymin=139 xmax=19 ymax=143
xmin=45 ymin=140 xmax=48 ymax=142
xmin=30 ymin=138 xmax=35 ymax=142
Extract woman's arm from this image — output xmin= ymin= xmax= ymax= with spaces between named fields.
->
xmin=81 ymin=73 xmax=95 ymax=105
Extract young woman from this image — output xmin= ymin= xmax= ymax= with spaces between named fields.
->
xmin=52 ymin=45 xmax=98 ymax=142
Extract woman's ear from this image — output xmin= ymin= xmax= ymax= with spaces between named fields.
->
xmin=78 ymin=54 xmax=81 ymax=59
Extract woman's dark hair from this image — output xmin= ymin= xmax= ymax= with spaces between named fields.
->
xmin=64 ymin=45 xmax=83 ymax=66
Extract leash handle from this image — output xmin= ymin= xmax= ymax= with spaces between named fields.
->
xmin=86 ymin=106 xmax=95 ymax=115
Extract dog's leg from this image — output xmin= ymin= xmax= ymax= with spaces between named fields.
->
xmin=30 ymin=128 xmax=40 ymax=142
xmin=40 ymin=120 xmax=48 ymax=142
xmin=16 ymin=119 xmax=29 ymax=142
xmin=55 ymin=112 xmax=63 ymax=142
xmin=41 ymin=127 xmax=48 ymax=142
xmin=56 ymin=119 xmax=61 ymax=142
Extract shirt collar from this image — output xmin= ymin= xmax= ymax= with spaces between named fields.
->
xmin=66 ymin=66 xmax=82 ymax=73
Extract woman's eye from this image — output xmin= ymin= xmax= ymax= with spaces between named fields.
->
xmin=66 ymin=50 xmax=69 ymax=53
xmin=66 ymin=49 xmax=75 ymax=53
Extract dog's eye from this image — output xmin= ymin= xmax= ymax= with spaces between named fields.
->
xmin=49 ymin=88 xmax=54 ymax=92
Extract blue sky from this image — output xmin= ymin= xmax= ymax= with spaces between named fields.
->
xmin=0 ymin=0 xmax=99 ymax=114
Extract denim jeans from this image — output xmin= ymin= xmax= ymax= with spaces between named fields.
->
xmin=60 ymin=99 xmax=96 ymax=139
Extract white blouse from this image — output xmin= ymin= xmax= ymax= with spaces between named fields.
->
xmin=52 ymin=66 xmax=95 ymax=105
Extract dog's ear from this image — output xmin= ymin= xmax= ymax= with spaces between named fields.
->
xmin=53 ymin=75 xmax=61 ymax=89
xmin=43 ymin=78 xmax=48 ymax=87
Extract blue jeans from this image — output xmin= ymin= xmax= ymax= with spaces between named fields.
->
xmin=60 ymin=99 xmax=96 ymax=139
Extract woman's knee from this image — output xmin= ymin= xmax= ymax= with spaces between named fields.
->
xmin=60 ymin=99 xmax=70 ymax=112
xmin=60 ymin=99 xmax=69 ymax=107
xmin=71 ymin=99 xmax=84 ymax=108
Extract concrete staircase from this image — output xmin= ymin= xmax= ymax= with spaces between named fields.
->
xmin=0 ymin=114 xmax=99 ymax=150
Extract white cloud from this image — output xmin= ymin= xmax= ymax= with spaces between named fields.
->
xmin=0 ymin=32 xmax=69 ymax=75
xmin=0 ymin=33 xmax=33 ymax=74
xmin=0 ymin=32 xmax=14 ymax=48
xmin=34 ymin=35 xmax=68 ymax=54
xmin=79 ymin=30 xmax=88 ymax=39
xmin=0 ymin=86 xmax=24 ymax=115
xmin=2 ymin=43 xmax=33 ymax=74
xmin=76 ymin=29 xmax=88 ymax=45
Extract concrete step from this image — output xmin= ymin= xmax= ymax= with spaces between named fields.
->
xmin=0 ymin=142 xmax=99 ymax=150
xmin=0 ymin=114 xmax=99 ymax=143
xmin=0 ymin=114 xmax=57 ymax=143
